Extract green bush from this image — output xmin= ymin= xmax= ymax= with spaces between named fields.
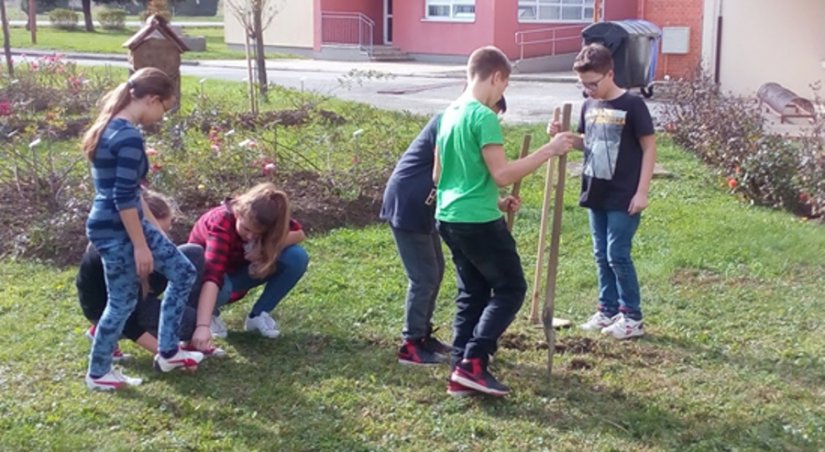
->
xmin=662 ymin=72 xmax=824 ymax=219
xmin=97 ymin=8 xmax=127 ymax=30
xmin=48 ymin=8 xmax=79 ymax=30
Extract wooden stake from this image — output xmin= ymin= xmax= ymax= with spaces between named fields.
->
xmin=542 ymin=102 xmax=572 ymax=377
xmin=529 ymin=108 xmax=560 ymax=324
xmin=506 ymin=134 xmax=532 ymax=232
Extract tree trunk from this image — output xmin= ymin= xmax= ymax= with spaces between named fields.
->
xmin=253 ymin=7 xmax=267 ymax=96
xmin=82 ymin=0 xmax=94 ymax=32
xmin=28 ymin=0 xmax=36 ymax=44
xmin=0 ymin=0 xmax=13 ymax=77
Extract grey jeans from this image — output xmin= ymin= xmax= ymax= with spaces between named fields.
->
xmin=391 ymin=227 xmax=445 ymax=340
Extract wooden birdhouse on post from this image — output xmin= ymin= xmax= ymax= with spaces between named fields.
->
xmin=123 ymin=14 xmax=189 ymax=109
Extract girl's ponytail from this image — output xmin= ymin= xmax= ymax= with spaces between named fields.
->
xmin=81 ymin=82 xmax=132 ymax=160
xmin=80 ymin=67 xmax=174 ymax=160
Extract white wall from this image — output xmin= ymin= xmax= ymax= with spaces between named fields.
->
xmin=715 ymin=0 xmax=825 ymax=97
xmin=224 ymin=0 xmax=315 ymax=49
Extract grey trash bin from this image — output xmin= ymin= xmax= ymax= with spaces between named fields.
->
xmin=581 ymin=20 xmax=662 ymax=98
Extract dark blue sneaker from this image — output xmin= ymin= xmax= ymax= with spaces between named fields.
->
xmin=450 ymin=357 xmax=510 ymax=396
xmin=398 ymin=339 xmax=446 ymax=366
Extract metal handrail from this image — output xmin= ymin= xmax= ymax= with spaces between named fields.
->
xmin=514 ymin=24 xmax=586 ymax=61
xmin=321 ymin=12 xmax=375 ymax=55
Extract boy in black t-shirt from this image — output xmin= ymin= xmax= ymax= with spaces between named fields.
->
xmin=551 ymin=43 xmax=657 ymax=339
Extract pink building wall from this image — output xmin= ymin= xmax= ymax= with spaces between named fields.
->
xmin=320 ymin=0 xmax=384 ymax=48
xmin=605 ymin=0 xmax=639 ymax=20
xmin=392 ymin=0 xmax=495 ymax=57
xmin=392 ymin=0 xmax=590 ymax=60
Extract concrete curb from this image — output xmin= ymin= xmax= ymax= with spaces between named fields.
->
xmin=10 ymin=49 xmax=202 ymax=66
xmin=9 ymin=48 xmax=577 ymax=83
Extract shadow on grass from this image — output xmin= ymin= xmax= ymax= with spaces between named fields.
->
xmin=124 ymin=330 xmax=407 ymax=450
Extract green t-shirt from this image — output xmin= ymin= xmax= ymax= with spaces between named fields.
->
xmin=435 ymin=98 xmax=504 ymax=223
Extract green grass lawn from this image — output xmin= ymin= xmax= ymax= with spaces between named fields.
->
xmin=1 ymin=123 xmax=823 ymax=449
xmin=1 ymin=64 xmax=824 ymax=449
xmin=6 ymin=26 xmax=276 ymax=61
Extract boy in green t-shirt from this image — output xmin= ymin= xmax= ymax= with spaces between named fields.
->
xmin=435 ymin=46 xmax=576 ymax=397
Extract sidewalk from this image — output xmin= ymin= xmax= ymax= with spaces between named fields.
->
xmin=9 ymin=48 xmax=578 ymax=83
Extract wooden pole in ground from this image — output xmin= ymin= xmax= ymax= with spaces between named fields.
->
xmin=0 ymin=0 xmax=13 ymax=77
xmin=543 ymin=102 xmax=572 ymax=377
xmin=529 ymin=108 xmax=560 ymax=324
xmin=27 ymin=0 xmax=36 ymax=44
xmin=506 ymin=134 xmax=532 ymax=232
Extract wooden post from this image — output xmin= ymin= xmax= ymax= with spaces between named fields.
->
xmin=0 ymin=0 xmax=13 ymax=77
xmin=542 ymin=102 xmax=572 ymax=377
xmin=529 ymin=108 xmax=560 ymax=324
xmin=506 ymin=134 xmax=532 ymax=232
xmin=27 ymin=0 xmax=36 ymax=44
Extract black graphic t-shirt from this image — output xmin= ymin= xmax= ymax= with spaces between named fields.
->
xmin=576 ymin=91 xmax=654 ymax=210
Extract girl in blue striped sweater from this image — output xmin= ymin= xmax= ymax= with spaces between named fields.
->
xmin=81 ymin=68 xmax=203 ymax=390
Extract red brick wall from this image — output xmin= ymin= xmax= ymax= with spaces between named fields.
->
xmin=640 ymin=0 xmax=704 ymax=80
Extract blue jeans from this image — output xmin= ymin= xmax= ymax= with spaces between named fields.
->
xmin=216 ymin=245 xmax=309 ymax=315
xmin=391 ymin=227 xmax=445 ymax=341
xmin=89 ymin=221 xmax=196 ymax=377
xmin=438 ymin=218 xmax=527 ymax=365
xmin=588 ymin=209 xmax=642 ymax=320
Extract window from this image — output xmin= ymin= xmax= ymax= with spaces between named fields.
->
xmin=518 ymin=0 xmax=595 ymax=23
xmin=426 ymin=0 xmax=476 ymax=21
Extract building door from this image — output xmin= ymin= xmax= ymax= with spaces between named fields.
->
xmin=384 ymin=0 xmax=393 ymax=45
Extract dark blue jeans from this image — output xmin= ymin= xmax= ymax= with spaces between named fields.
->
xmin=391 ymin=226 xmax=445 ymax=341
xmin=438 ymin=218 xmax=527 ymax=365
xmin=215 ymin=245 xmax=309 ymax=316
xmin=588 ymin=209 xmax=642 ymax=320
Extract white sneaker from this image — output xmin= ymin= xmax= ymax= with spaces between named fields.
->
xmin=601 ymin=315 xmax=645 ymax=340
xmin=181 ymin=343 xmax=226 ymax=359
xmin=86 ymin=369 xmax=142 ymax=391
xmin=154 ymin=348 xmax=204 ymax=372
xmin=244 ymin=312 xmax=280 ymax=338
xmin=580 ymin=311 xmax=620 ymax=332
xmin=210 ymin=315 xmax=228 ymax=339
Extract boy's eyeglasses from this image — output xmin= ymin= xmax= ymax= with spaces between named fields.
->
xmin=576 ymin=73 xmax=607 ymax=91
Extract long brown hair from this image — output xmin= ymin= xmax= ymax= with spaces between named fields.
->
xmin=81 ymin=67 xmax=174 ymax=160
xmin=233 ymin=182 xmax=291 ymax=278
xmin=143 ymin=189 xmax=178 ymax=220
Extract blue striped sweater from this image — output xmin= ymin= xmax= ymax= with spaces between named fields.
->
xmin=85 ymin=118 xmax=148 ymax=242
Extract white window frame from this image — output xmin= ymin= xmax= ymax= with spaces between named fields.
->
xmin=518 ymin=0 xmax=595 ymax=23
xmin=425 ymin=0 xmax=476 ymax=22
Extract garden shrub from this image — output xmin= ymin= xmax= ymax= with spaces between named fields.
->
xmin=0 ymin=60 xmax=424 ymax=265
xmin=97 ymin=8 xmax=127 ymax=30
xmin=48 ymin=8 xmax=79 ymax=30
xmin=662 ymin=72 xmax=824 ymax=219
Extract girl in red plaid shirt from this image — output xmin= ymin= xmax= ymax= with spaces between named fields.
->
xmin=188 ymin=183 xmax=308 ymax=350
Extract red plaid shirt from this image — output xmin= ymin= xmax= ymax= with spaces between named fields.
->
xmin=188 ymin=201 xmax=302 ymax=303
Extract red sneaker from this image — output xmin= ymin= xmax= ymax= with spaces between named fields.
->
xmin=450 ymin=358 xmax=510 ymax=396
xmin=447 ymin=380 xmax=475 ymax=397
xmin=397 ymin=339 xmax=445 ymax=366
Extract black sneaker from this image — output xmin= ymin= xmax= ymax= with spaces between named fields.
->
xmin=397 ymin=339 xmax=445 ymax=366
xmin=422 ymin=334 xmax=453 ymax=355
xmin=450 ymin=357 xmax=510 ymax=396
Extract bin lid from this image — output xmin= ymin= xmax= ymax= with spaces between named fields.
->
xmin=582 ymin=20 xmax=662 ymax=50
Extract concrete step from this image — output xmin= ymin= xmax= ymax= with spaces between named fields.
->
xmin=369 ymin=46 xmax=413 ymax=62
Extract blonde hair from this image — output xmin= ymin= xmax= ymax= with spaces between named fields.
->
xmin=233 ymin=182 xmax=291 ymax=278
xmin=81 ymin=67 xmax=174 ymax=160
